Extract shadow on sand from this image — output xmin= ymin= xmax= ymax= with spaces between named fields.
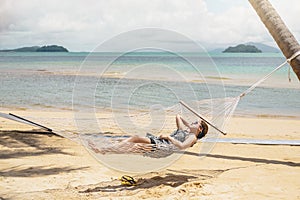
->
xmin=80 ymin=173 xmax=197 ymax=193
xmin=0 ymin=130 xmax=69 ymax=159
xmin=79 ymin=169 xmax=221 ymax=193
xmin=0 ymin=165 xmax=88 ymax=178
xmin=0 ymin=130 xmax=89 ymax=177
xmin=182 ymin=151 xmax=300 ymax=167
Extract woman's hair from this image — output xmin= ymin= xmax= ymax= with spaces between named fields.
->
xmin=197 ymin=120 xmax=208 ymax=139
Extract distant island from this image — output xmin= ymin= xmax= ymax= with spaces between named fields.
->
xmin=210 ymin=42 xmax=279 ymax=53
xmin=223 ymin=44 xmax=262 ymax=53
xmin=0 ymin=45 xmax=68 ymax=52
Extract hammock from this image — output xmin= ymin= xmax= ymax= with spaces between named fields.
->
xmin=1 ymin=51 xmax=299 ymax=159
xmin=77 ymin=96 xmax=240 ymax=158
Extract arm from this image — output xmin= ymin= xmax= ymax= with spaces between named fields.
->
xmin=160 ymin=134 xmax=197 ymax=150
xmin=176 ymin=114 xmax=190 ymax=130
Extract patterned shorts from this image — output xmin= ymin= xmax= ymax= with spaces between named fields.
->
xmin=144 ymin=133 xmax=178 ymax=158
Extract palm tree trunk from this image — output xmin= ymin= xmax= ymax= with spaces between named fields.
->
xmin=248 ymin=0 xmax=300 ymax=80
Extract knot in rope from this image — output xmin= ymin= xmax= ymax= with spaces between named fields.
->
xmin=287 ymin=51 xmax=300 ymax=63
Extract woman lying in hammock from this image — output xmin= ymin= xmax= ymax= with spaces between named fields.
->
xmin=88 ymin=114 xmax=208 ymax=157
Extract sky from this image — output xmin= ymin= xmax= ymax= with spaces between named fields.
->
xmin=0 ymin=0 xmax=299 ymax=52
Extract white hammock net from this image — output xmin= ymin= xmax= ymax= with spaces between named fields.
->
xmin=19 ymin=96 xmax=240 ymax=158
xmin=89 ymin=97 xmax=240 ymax=158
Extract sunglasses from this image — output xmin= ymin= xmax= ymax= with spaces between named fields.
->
xmin=191 ymin=121 xmax=203 ymax=129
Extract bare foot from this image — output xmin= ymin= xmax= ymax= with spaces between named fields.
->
xmin=88 ymin=140 xmax=104 ymax=154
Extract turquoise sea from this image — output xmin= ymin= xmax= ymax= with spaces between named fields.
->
xmin=0 ymin=52 xmax=299 ymax=118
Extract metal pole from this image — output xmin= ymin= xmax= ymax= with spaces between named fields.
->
xmin=9 ymin=113 xmax=52 ymax=132
xmin=179 ymin=100 xmax=227 ymax=135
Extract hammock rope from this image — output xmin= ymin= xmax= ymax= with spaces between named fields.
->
xmin=239 ymin=50 xmax=300 ymax=98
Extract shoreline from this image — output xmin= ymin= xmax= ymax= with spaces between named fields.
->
xmin=1 ymin=105 xmax=300 ymax=120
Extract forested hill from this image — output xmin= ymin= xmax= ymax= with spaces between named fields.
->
xmin=223 ymin=44 xmax=262 ymax=53
xmin=0 ymin=45 xmax=68 ymax=52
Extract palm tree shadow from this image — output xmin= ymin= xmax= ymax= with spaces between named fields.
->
xmin=0 ymin=165 xmax=89 ymax=177
xmin=0 ymin=130 xmax=71 ymax=159
xmin=0 ymin=130 xmax=89 ymax=178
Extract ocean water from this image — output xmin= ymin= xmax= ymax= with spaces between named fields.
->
xmin=0 ymin=52 xmax=299 ymax=118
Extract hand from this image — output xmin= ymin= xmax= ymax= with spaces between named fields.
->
xmin=159 ymin=134 xmax=169 ymax=140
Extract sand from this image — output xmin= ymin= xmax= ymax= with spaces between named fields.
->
xmin=0 ymin=110 xmax=299 ymax=199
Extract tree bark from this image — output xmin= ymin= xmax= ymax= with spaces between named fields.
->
xmin=249 ymin=0 xmax=300 ymax=80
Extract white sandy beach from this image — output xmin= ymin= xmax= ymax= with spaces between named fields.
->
xmin=0 ymin=110 xmax=299 ymax=199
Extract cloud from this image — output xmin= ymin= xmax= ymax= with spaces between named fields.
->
xmin=0 ymin=0 xmax=299 ymax=51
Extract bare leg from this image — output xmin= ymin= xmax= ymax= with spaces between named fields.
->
xmin=88 ymin=135 xmax=152 ymax=154
xmin=122 ymin=135 xmax=151 ymax=144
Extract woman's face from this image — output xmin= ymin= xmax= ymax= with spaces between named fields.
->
xmin=190 ymin=120 xmax=203 ymax=133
